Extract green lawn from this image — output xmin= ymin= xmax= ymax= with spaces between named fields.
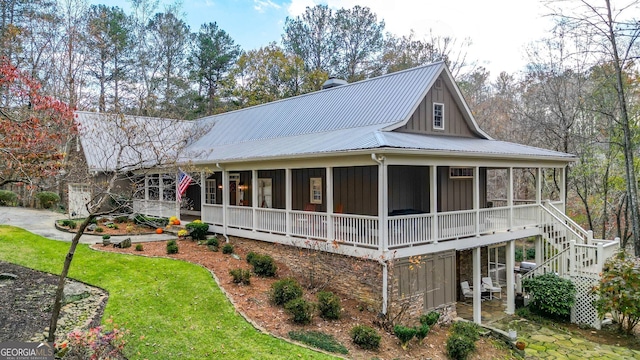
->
xmin=0 ymin=226 xmax=334 ymax=359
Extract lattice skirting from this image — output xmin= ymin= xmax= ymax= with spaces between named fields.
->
xmin=570 ymin=275 xmax=601 ymax=330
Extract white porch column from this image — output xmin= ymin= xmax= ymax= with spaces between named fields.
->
xmin=376 ymin=157 xmax=388 ymax=252
xmin=536 ymin=167 xmax=542 ymax=204
xmin=326 ymin=167 xmax=334 ymax=242
xmin=222 ymin=169 xmax=229 ymax=238
xmin=200 ymin=171 xmax=206 ymax=212
xmin=430 ymin=165 xmax=438 ymax=243
xmin=507 ymin=167 xmax=513 ymax=229
xmin=252 ymin=170 xmax=258 ymax=232
xmin=473 ymin=246 xmax=482 ymax=324
xmin=535 ymin=235 xmax=543 ymax=267
xmin=285 ymin=168 xmax=292 ymax=236
xmin=175 ymin=172 xmax=181 ymax=219
xmin=474 ymin=166 xmax=480 ymax=236
xmin=560 ymin=166 xmax=566 ymax=206
xmin=506 ymin=239 xmax=515 ymax=314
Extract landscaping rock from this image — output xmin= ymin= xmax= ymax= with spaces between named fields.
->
xmin=113 ymin=237 xmax=131 ymax=248
xmin=87 ymin=224 xmax=97 ymax=231
xmin=0 ymin=273 xmax=18 ymax=280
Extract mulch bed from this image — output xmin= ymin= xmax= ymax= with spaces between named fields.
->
xmin=0 ymin=262 xmax=60 ymax=341
xmin=93 ymin=238 xmax=510 ymax=359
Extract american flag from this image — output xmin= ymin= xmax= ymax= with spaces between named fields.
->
xmin=177 ymin=169 xmax=193 ymax=201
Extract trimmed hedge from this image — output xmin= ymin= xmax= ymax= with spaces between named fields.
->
xmin=0 ymin=190 xmax=17 ymax=206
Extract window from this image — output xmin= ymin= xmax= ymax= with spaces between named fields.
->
xmin=310 ymin=177 xmax=322 ymax=204
xmin=433 ymin=103 xmax=444 ymax=130
xmin=205 ymin=179 xmax=216 ymax=205
xmin=449 ymin=167 xmax=473 ymax=179
xmin=147 ymin=174 xmax=159 ymax=200
xmin=162 ymin=174 xmax=175 ymax=201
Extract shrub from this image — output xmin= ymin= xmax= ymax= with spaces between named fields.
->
xmin=450 ymin=321 xmax=480 ymax=341
xmin=166 ymin=240 xmax=178 ymax=254
xmin=515 ymin=248 xmax=523 ymax=262
xmin=222 ymin=243 xmax=234 ymax=254
xmin=593 ymin=251 xmax=640 ymax=334
xmin=135 ymin=244 xmax=144 ymax=251
xmin=317 ymin=291 xmax=341 ymax=320
xmin=229 ymin=268 xmax=251 ymax=285
xmin=246 ymin=251 xmax=257 ymax=264
xmin=271 ymin=278 xmax=303 ymax=306
xmin=0 ymin=190 xmax=17 ymax=206
xmin=350 ymin=325 xmax=380 ymax=350
xmin=446 ymin=333 xmax=476 ymax=360
xmin=61 ymin=219 xmax=78 ymax=229
xmin=185 ymin=221 xmax=209 ymax=240
xmin=36 ymin=191 xmax=60 ymax=209
xmin=415 ymin=323 xmax=430 ymax=342
xmin=288 ymin=330 xmax=348 ymax=355
xmin=526 ymin=247 xmax=536 ymax=260
xmin=393 ymin=325 xmax=417 ymax=350
xmin=523 ymin=273 xmax=575 ymax=319
xmin=206 ymin=237 xmax=219 ymax=251
xmin=114 ymin=216 xmax=129 ymax=223
xmin=102 ymin=235 xmax=111 ymax=240
xmin=106 ymin=223 xmax=118 ymax=229
xmin=285 ymin=298 xmax=315 ymax=324
xmin=249 ymin=253 xmax=277 ymax=277
xmin=420 ymin=311 xmax=440 ymax=327
xmin=95 ymin=227 xmax=104 ymax=233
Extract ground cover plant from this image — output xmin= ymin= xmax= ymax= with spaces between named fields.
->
xmin=0 ymin=226 xmax=332 ymax=359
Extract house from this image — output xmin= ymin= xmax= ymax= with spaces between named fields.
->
xmin=84 ymin=62 xmax=619 ymax=327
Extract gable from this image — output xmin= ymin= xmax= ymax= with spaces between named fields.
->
xmin=395 ymin=74 xmax=479 ymax=138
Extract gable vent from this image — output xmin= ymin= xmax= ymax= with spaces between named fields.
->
xmin=322 ymin=77 xmax=348 ymax=90
xmin=435 ymin=79 xmax=442 ymax=88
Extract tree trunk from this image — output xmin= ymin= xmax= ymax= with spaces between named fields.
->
xmin=47 ymin=215 xmax=95 ymax=342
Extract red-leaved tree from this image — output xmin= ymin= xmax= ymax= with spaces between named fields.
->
xmin=0 ymin=58 xmax=76 ymax=189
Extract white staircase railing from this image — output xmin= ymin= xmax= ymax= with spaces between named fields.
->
xmin=543 ymin=201 xmax=590 ymax=242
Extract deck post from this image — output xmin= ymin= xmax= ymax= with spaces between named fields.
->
xmin=252 ymin=170 xmax=258 ymax=232
xmin=430 ymin=165 xmax=438 ymax=243
xmin=474 ymin=166 xmax=480 ymax=236
xmin=507 ymin=167 xmax=513 ymax=229
xmin=473 ymin=246 xmax=482 ymax=324
xmin=222 ymin=169 xmax=229 ymax=239
xmin=374 ymin=155 xmax=388 ymax=252
xmin=536 ymin=167 xmax=542 ymax=205
xmin=506 ymin=239 xmax=515 ymax=314
xmin=326 ymin=167 xmax=334 ymax=242
xmin=535 ymin=235 xmax=543 ymax=267
xmin=597 ymin=242 xmax=604 ymax=269
xmin=200 ymin=171 xmax=206 ymax=219
xmin=560 ymin=166 xmax=566 ymax=207
xmin=285 ymin=168 xmax=292 ymax=236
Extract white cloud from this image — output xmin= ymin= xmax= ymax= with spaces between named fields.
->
xmin=254 ymin=0 xmax=282 ymax=12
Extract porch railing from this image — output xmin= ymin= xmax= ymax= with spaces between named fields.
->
xmin=255 ymin=208 xmax=287 ymax=234
xmin=133 ymin=199 xmax=175 ymax=218
xmin=200 ymin=203 xmax=593 ymax=252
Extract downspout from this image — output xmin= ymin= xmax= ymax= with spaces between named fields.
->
xmin=216 ymin=163 xmax=230 ymax=243
xmin=371 ymin=153 xmax=388 ymax=315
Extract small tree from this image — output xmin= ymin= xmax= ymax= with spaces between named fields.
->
xmin=593 ymin=251 xmax=640 ymax=334
xmin=522 ymin=273 xmax=575 ymax=320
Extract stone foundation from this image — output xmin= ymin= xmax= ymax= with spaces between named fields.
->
xmin=228 ymin=236 xmax=383 ymax=311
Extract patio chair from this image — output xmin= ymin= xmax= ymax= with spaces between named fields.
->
xmin=482 ymin=277 xmax=501 ymax=300
xmin=460 ymin=281 xmax=474 ymax=302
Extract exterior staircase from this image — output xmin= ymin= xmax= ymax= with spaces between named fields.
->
xmin=522 ymin=202 xmax=620 ymax=329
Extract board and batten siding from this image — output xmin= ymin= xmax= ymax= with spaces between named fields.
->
xmin=397 ymin=75 xmax=477 ymax=137
xmin=292 ymin=168 xmax=326 ymax=212
xmin=388 ymin=165 xmax=430 ymax=213
xmin=333 ymin=166 xmax=378 ymax=216
xmin=437 ymin=167 xmax=487 ymax=212
xmin=257 ymin=169 xmax=286 ymax=209
xmin=394 ymin=250 xmax=456 ymax=311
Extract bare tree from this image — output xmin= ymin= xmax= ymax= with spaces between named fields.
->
xmin=47 ymin=112 xmax=208 ymax=342
xmin=547 ymin=0 xmax=640 ymax=254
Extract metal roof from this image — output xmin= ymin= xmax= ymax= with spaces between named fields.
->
xmin=76 ymin=112 xmax=198 ymax=172
xmin=76 ymin=62 xmax=575 ymax=171
xmin=193 ymin=62 xmax=449 ymax=146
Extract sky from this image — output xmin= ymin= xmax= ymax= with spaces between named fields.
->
xmin=93 ymin=0 xmax=559 ymax=76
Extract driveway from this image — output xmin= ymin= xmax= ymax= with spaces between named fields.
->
xmin=0 ymin=206 xmax=175 ymax=244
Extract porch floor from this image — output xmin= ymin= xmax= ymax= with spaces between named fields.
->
xmin=456 ymin=291 xmax=510 ymax=325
